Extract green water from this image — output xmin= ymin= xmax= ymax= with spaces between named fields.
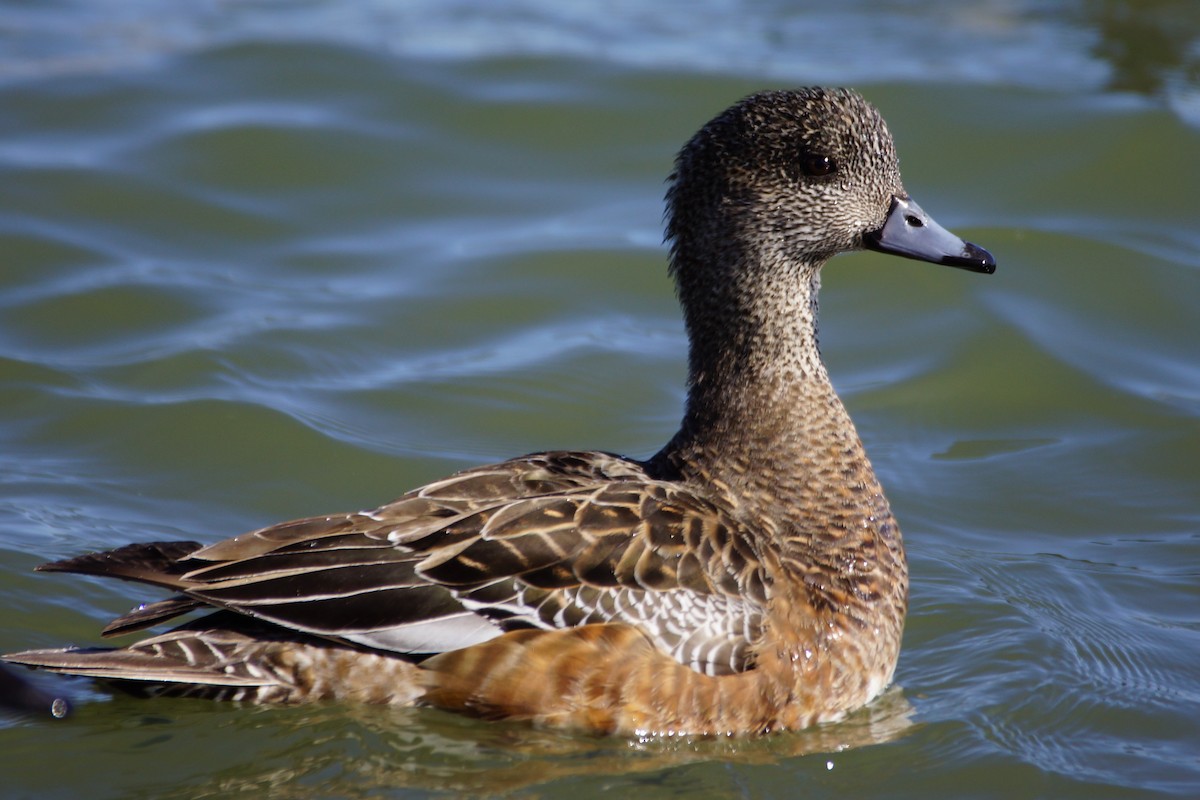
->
xmin=1 ymin=2 xmax=1198 ymax=798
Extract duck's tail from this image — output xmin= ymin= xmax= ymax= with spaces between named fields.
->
xmin=3 ymin=615 xmax=429 ymax=704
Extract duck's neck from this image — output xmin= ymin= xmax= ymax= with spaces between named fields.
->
xmin=651 ymin=249 xmax=886 ymax=527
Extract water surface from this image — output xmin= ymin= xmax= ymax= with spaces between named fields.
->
xmin=1 ymin=2 xmax=1198 ymax=798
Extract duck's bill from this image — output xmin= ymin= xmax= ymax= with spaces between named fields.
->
xmin=864 ymin=196 xmax=996 ymax=274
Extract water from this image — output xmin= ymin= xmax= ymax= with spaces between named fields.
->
xmin=1 ymin=1 xmax=1198 ymax=798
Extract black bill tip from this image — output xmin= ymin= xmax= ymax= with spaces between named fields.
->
xmin=864 ymin=196 xmax=996 ymax=275
xmin=942 ymin=240 xmax=996 ymax=274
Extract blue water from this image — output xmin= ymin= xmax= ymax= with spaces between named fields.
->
xmin=1 ymin=2 xmax=1198 ymax=798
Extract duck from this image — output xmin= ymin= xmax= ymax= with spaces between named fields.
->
xmin=4 ymin=88 xmax=994 ymax=736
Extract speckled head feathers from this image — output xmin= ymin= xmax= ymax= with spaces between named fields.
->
xmin=666 ymin=88 xmax=904 ymax=273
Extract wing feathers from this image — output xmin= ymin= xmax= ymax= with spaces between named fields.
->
xmin=37 ymin=541 xmax=203 ymax=586
xmin=12 ymin=452 xmax=771 ymax=679
xmin=102 ymin=595 xmax=203 ymax=637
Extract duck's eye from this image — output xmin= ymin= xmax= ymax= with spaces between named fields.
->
xmin=801 ymin=153 xmax=838 ymax=177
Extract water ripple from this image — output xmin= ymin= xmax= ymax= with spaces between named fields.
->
xmin=938 ymin=552 xmax=1200 ymax=791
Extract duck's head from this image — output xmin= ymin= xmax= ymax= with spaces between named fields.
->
xmin=665 ymin=88 xmax=995 ymax=289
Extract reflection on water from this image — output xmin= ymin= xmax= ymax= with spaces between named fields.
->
xmin=0 ymin=663 xmax=69 ymax=719
xmin=1084 ymin=0 xmax=1200 ymax=123
xmin=1087 ymin=0 xmax=1200 ymax=92
xmin=2 ymin=2 xmax=1200 ymax=126
xmin=142 ymin=689 xmax=913 ymax=798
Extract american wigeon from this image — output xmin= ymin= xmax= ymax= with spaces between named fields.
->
xmin=5 ymin=88 xmax=994 ymax=736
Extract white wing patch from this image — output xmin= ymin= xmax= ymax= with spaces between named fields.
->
xmin=341 ymin=613 xmax=501 ymax=654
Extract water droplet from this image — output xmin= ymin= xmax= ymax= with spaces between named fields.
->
xmin=50 ymin=697 xmax=70 ymax=719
